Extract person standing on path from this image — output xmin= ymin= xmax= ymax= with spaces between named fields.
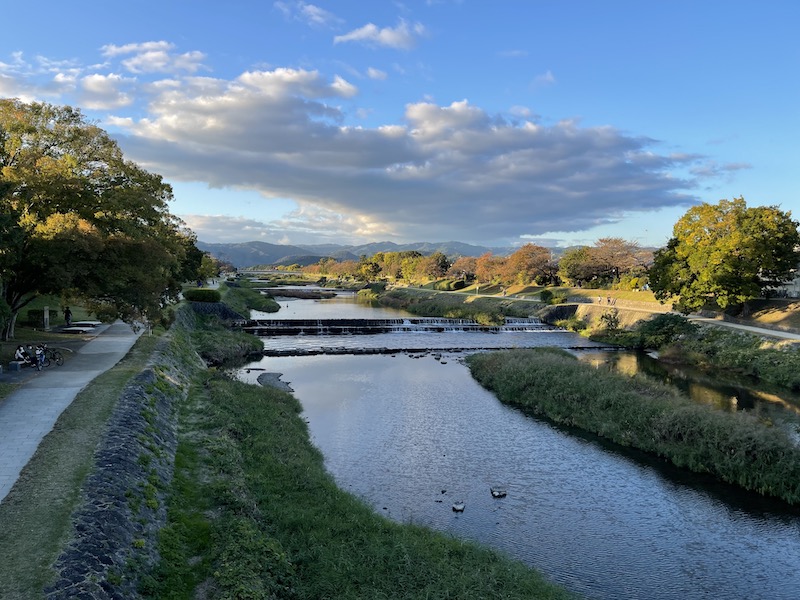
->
xmin=63 ymin=307 xmax=72 ymax=327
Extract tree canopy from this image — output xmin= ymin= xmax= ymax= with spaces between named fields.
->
xmin=0 ymin=99 xmax=202 ymax=338
xmin=649 ymin=197 xmax=800 ymax=314
xmin=557 ymin=238 xmax=650 ymax=287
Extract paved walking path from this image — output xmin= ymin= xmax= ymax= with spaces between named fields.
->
xmin=0 ymin=320 xmax=142 ymax=503
xmin=686 ymin=315 xmax=800 ymax=341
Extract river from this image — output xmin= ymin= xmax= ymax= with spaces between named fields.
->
xmin=239 ymin=293 xmax=800 ymax=599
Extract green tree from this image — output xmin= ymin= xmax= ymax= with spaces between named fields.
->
xmin=358 ymin=258 xmax=381 ymax=281
xmin=649 ymin=197 xmax=800 ymax=314
xmin=419 ymin=251 xmax=451 ymax=280
xmin=0 ymin=99 xmax=199 ymax=338
xmin=557 ymin=247 xmax=594 ymax=285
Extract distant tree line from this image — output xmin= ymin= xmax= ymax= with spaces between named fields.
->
xmin=302 ymin=238 xmax=652 ymax=291
xmin=302 ymin=197 xmax=800 ymax=316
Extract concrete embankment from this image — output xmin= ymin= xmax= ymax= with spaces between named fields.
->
xmin=538 ymin=301 xmax=667 ymax=330
xmin=45 ymin=309 xmax=205 ymax=599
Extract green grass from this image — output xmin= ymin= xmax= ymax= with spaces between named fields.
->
xmin=220 ymin=282 xmax=280 ymax=315
xmin=144 ymin=372 xmax=572 ymax=599
xmin=467 ymin=348 xmax=800 ymax=505
xmin=190 ymin=315 xmax=265 ymax=366
xmin=0 ymin=382 xmax=16 ymax=402
xmin=0 ymin=332 xmax=162 ymax=599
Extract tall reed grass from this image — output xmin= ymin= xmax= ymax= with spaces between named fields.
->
xmin=467 ymin=348 xmax=800 ymax=505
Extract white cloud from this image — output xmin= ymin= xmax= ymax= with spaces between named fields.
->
xmin=498 ymin=49 xmax=529 ymax=58
xmin=111 ymin=69 xmax=700 ymax=245
xmin=6 ymin=44 xmax=707 ymax=247
xmin=100 ymin=41 xmax=206 ymax=74
xmin=334 ymin=19 xmax=427 ymax=50
xmin=80 ymin=73 xmax=135 ymax=109
xmin=101 ymin=41 xmax=173 ymax=58
xmin=331 ymin=74 xmax=358 ymax=97
xmin=532 ymin=70 xmax=556 ymax=87
xmin=367 ymin=67 xmax=387 ymax=80
xmin=274 ymin=1 xmax=342 ymax=28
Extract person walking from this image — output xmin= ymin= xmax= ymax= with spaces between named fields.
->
xmin=64 ymin=306 xmax=72 ymax=327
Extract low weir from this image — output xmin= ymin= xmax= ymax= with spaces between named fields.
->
xmin=240 ymin=316 xmax=549 ymax=336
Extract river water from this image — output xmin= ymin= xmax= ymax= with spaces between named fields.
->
xmin=240 ymin=294 xmax=800 ymax=599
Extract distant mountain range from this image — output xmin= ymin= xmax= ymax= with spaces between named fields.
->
xmin=196 ymin=240 xmax=512 ymax=269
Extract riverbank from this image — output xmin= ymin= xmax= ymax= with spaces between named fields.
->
xmin=467 ymin=348 xmax=800 ymax=505
xmin=0 ymin=303 xmax=573 ymax=598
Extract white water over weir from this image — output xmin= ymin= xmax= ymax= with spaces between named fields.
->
xmin=241 ymin=316 xmax=549 ymax=336
xmin=239 ymin=317 xmax=617 ymax=356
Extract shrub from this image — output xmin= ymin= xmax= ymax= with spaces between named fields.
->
xmin=540 ymin=289 xmax=568 ymax=304
xmin=183 ymin=288 xmax=221 ymax=303
xmin=554 ymin=316 xmax=588 ymax=332
xmin=432 ymin=279 xmax=467 ymax=291
xmin=636 ymin=313 xmax=698 ymax=348
xmin=599 ymin=308 xmax=620 ymax=330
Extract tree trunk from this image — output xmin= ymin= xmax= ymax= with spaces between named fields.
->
xmin=741 ymin=301 xmax=751 ymax=317
xmin=2 ymin=312 xmax=18 ymax=341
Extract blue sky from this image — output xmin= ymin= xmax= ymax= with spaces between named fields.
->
xmin=2 ymin=1 xmax=798 ymax=249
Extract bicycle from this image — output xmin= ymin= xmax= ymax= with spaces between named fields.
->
xmin=39 ymin=343 xmax=64 ymax=367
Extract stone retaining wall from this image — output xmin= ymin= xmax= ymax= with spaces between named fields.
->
xmin=45 ymin=311 xmax=204 ymax=599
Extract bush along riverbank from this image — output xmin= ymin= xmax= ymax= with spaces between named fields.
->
xmin=467 ymin=348 xmax=800 ymax=505
xmin=220 ymin=280 xmax=281 ymax=314
xmin=595 ymin=313 xmax=800 ymax=391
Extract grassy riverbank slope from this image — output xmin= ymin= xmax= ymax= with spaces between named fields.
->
xmin=467 ymin=348 xmax=800 ymax=505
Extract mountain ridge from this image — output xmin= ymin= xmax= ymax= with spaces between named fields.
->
xmin=196 ymin=240 xmax=512 ymax=269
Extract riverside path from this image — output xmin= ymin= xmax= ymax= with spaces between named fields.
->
xmin=0 ymin=320 xmax=143 ymax=503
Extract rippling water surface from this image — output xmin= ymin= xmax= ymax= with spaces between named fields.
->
xmin=240 ymin=295 xmax=800 ymax=599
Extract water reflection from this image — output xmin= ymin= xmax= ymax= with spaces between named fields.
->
xmin=576 ymin=350 xmax=800 ymax=430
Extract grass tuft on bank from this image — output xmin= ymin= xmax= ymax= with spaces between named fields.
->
xmin=467 ymin=348 xmax=800 ymax=505
xmin=220 ymin=281 xmax=281 ymax=315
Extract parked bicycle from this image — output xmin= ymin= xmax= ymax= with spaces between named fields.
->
xmin=38 ymin=343 xmax=64 ymax=368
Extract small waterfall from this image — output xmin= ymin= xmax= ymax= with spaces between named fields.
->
xmin=242 ymin=316 xmax=551 ymax=336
